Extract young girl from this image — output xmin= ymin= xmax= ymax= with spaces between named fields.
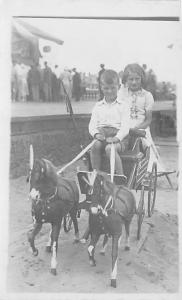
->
xmin=120 ymin=63 xmax=161 ymax=172
xmin=120 ymin=63 xmax=154 ymax=143
xmin=89 ymin=69 xmax=130 ymax=176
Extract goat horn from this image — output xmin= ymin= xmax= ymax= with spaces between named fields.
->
xmin=29 ymin=144 xmax=34 ymax=170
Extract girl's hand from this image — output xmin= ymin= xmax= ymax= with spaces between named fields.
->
xmin=106 ymin=136 xmax=120 ymax=144
xmin=94 ymin=133 xmax=105 ymax=141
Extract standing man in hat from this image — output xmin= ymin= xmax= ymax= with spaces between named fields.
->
xmin=42 ymin=61 xmax=52 ymax=102
xmin=60 ymin=67 xmax=72 ymax=100
xmin=97 ymin=64 xmax=105 ymax=101
xmin=72 ymin=68 xmax=82 ymax=102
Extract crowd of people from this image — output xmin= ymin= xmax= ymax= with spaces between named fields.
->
xmin=11 ymin=60 xmax=176 ymax=104
xmin=140 ymin=64 xmax=176 ymax=102
xmin=11 ymin=61 xmax=83 ymax=103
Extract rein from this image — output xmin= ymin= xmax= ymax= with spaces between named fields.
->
xmin=57 ymin=140 xmax=96 ymax=175
xmin=101 ymin=143 xmax=115 ymax=215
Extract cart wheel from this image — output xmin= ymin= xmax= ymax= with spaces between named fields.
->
xmin=63 ymin=214 xmax=73 ymax=233
xmin=148 ymin=162 xmax=157 ymax=217
xmin=137 ymin=185 xmax=145 ymax=240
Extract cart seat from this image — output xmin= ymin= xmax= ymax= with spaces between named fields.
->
xmin=120 ymin=136 xmax=146 ymax=162
xmin=120 ymin=136 xmax=150 ymax=187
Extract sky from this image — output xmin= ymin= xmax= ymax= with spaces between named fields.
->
xmin=23 ymin=17 xmax=182 ymax=83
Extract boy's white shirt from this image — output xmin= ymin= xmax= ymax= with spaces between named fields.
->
xmin=89 ymin=97 xmax=130 ymax=141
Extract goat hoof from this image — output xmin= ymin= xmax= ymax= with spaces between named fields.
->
xmin=46 ymin=246 xmax=52 ymax=253
xmin=33 ymin=249 xmax=38 ymax=256
xmin=111 ymin=279 xmax=117 ymax=288
xmin=51 ymin=268 xmax=57 ymax=276
xmin=125 ymin=246 xmax=130 ymax=251
xmin=89 ymin=259 xmax=96 ymax=267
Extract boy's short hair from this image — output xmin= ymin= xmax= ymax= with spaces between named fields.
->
xmin=100 ymin=69 xmax=120 ymax=85
xmin=122 ymin=63 xmax=145 ymax=86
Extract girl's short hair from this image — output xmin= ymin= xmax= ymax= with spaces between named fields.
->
xmin=100 ymin=69 xmax=120 ymax=85
xmin=122 ymin=63 xmax=146 ymax=86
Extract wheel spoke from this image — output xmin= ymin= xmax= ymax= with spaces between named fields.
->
xmin=148 ymin=163 xmax=157 ymax=217
xmin=137 ymin=185 xmax=145 ymax=240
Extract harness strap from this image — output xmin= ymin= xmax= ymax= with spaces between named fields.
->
xmin=48 ymin=187 xmax=58 ymax=201
xmin=103 ymin=195 xmax=113 ymax=211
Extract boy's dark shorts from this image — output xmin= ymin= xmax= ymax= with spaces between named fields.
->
xmin=98 ymin=126 xmax=130 ymax=152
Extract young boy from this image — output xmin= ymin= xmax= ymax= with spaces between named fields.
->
xmin=89 ymin=69 xmax=130 ymax=175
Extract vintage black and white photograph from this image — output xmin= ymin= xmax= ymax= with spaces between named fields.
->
xmin=0 ymin=0 xmax=181 ymax=297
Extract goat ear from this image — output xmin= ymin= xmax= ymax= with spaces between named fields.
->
xmin=42 ymin=158 xmax=51 ymax=176
xmin=39 ymin=159 xmax=47 ymax=174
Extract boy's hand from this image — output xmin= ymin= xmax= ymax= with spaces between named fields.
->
xmin=106 ymin=136 xmax=120 ymax=144
xmin=94 ymin=133 xmax=105 ymax=141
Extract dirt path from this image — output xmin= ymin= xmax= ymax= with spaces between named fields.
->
xmin=7 ymin=145 xmax=179 ymax=293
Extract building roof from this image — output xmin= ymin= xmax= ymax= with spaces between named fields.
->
xmin=12 ymin=18 xmax=64 ymax=65
xmin=14 ymin=18 xmax=64 ymax=45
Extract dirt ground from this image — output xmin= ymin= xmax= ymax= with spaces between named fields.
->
xmin=7 ymin=144 xmax=179 ymax=293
